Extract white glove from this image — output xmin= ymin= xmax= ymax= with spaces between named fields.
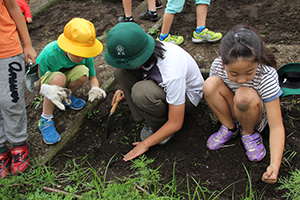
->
xmin=88 ymin=87 xmax=107 ymax=102
xmin=40 ymin=84 xmax=72 ymax=110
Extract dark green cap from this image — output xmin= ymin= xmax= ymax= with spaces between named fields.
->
xmin=277 ymin=63 xmax=300 ymax=97
xmin=105 ymin=22 xmax=155 ymax=69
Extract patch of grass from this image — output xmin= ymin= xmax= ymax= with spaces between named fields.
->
xmin=29 ymin=95 xmax=43 ymax=109
xmin=238 ymin=165 xmax=266 ymax=200
xmin=276 ymin=168 xmax=300 ymax=199
xmin=1 ymin=156 xmax=286 ymax=199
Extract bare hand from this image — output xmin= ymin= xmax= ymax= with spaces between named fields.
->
xmin=23 ymin=45 xmax=37 ymax=64
xmin=111 ymin=89 xmax=125 ymax=106
xmin=123 ymin=141 xmax=149 ymax=162
xmin=262 ymin=165 xmax=279 ymax=184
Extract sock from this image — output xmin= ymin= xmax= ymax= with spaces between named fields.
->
xmin=125 ymin=16 xmax=133 ymax=20
xmin=159 ymin=33 xmax=169 ymax=41
xmin=12 ymin=141 xmax=26 ymax=148
xmin=0 ymin=145 xmax=7 ymax=153
xmin=228 ymin=124 xmax=237 ymax=133
xmin=41 ymin=113 xmax=53 ymax=122
xmin=148 ymin=9 xmax=157 ymax=14
xmin=196 ymin=26 xmax=206 ymax=34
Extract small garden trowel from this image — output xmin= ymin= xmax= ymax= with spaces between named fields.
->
xmin=105 ymin=92 xmax=122 ymax=139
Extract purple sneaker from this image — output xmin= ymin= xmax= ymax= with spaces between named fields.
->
xmin=206 ymin=124 xmax=239 ymax=150
xmin=241 ymin=132 xmax=266 ymax=162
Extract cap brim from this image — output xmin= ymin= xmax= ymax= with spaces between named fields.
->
xmin=281 ymin=87 xmax=300 ymax=97
xmin=104 ymin=34 xmax=155 ymax=69
xmin=57 ymin=34 xmax=103 ymax=58
xmin=278 ymin=63 xmax=300 ymax=76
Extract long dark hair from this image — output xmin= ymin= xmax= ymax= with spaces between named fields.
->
xmin=144 ymin=40 xmax=166 ymax=67
xmin=220 ymin=25 xmax=277 ymax=68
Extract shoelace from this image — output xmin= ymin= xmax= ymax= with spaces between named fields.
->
xmin=169 ymin=36 xmax=180 ymax=42
xmin=214 ymin=127 xmax=229 ymax=141
xmin=243 ymin=136 xmax=260 ymax=150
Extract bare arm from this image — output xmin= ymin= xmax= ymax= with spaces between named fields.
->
xmin=123 ymin=103 xmax=185 ymax=161
xmin=262 ymin=98 xmax=285 ymax=184
xmin=89 ymin=76 xmax=100 ymax=88
xmin=4 ymin=0 xmax=36 ymax=63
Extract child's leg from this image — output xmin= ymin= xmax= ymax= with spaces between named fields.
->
xmin=204 ymin=76 xmax=239 ymax=150
xmin=233 ymin=87 xmax=263 ymax=135
xmin=41 ymin=72 xmax=66 ymax=115
xmin=161 ymin=13 xmax=175 ymax=35
xmin=203 ymin=76 xmax=235 ymax=129
xmin=147 ymin=0 xmax=156 ymax=11
xmin=131 ymin=80 xmax=168 ymax=132
xmin=0 ymin=54 xmax=28 ymax=145
xmin=0 ymin=54 xmax=29 ymax=175
xmin=65 ymin=65 xmax=88 ymax=92
xmin=195 ymin=3 xmax=208 ymax=27
xmin=39 ymin=71 xmax=66 ymax=144
xmin=160 ymin=0 xmax=185 ymax=35
xmin=122 ymin=0 xmax=132 ymax=17
xmin=234 ymin=87 xmax=266 ymax=162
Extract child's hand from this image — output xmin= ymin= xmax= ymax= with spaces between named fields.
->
xmin=23 ymin=45 xmax=37 ymax=64
xmin=40 ymin=84 xmax=72 ymax=110
xmin=111 ymin=90 xmax=124 ymax=106
xmin=262 ymin=165 xmax=279 ymax=184
xmin=123 ymin=141 xmax=149 ymax=162
xmin=88 ymin=87 xmax=106 ymax=102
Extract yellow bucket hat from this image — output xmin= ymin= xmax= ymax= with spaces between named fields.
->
xmin=57 ymin=18 xmax=103 ymax=58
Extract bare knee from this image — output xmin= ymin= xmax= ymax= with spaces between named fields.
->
xmin=203 ymin=76 xmax=222 ymax=97
xmin=234 ymin=87 xmax=260 ymax=112
xmin=49 ymin=74 xmax=66 ymax=87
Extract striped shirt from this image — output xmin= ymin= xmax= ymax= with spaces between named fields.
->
xmin=210 ymin=57 xmax=283 ymax=103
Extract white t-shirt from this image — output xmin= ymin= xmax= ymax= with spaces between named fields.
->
xmin=143 ymin=42 xmax=204 ymax=106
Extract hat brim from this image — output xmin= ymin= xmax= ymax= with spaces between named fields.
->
xmin=57 ymin=33 xmax=103 ymax=58
xmin=104 ymin=34 xmax=155 ymax=69
xmin=277 ymin=63 xmax=300 ymax=76
xmin=281 ymin=87 xmax=300 ymax=97
xmin=278 ymin=63 xmax=300 ymax=96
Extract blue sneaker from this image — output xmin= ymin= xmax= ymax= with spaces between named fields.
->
xmin=38 ymin=118 xmax=61 ymax=144
xmin=64 ymin=95 xmax=86 ymax=110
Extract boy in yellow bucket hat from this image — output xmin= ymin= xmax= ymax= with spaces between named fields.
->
xmin=36 ymin=18 xmax=106 ymax=145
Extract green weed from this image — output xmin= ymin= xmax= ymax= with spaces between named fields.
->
xmin=29 ymin=95 xmax=43 ymax=109
xmin=276 ymin=168 xmax=300 ymax=199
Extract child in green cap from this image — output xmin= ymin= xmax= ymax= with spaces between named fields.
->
xmin=105 ymin=22 xmax=204 ymax=161
xmin=36 ymin=18 xmax=106 ymax=145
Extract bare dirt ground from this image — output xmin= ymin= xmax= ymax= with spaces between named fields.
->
xmin=26 ymin=0 xmax=300 ymax=198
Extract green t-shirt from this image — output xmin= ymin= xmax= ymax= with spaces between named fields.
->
xmin=36 ymin=41 xmax=96 ymax=77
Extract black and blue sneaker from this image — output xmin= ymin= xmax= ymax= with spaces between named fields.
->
xmin=38 ymin=118 xmax=61 ymax=144
xmin=64 ymin=95 xmax=86 ymax=110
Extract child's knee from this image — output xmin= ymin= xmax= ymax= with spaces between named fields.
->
xmin=203 ymin=76 xmax=221 ymax=95
xmin=234 ymin=88 xmax=260 ymax=111
xmin=43 ymin=72 xmax=66 ymax=86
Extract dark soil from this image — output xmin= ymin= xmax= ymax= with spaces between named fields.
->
xmin=26 ymin=0 xmax=300 ymax=199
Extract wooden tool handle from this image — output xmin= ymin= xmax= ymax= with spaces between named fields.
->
xmin=110 ymin=92 xmax=122 ymax=113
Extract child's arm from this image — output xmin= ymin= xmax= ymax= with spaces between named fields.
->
xmin=4 ymin=0 xmax=36 ymax=63
xmin=263 ymin=98 xmax=285 ymax=184
xmin=23 ymin=1 xmax=32 ymax=23
xmin=123 ymin=103 xmax=185 ymax=161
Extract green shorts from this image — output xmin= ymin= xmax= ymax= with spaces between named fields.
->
xmin=41 ymin=65 xmax=89 ymax=87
